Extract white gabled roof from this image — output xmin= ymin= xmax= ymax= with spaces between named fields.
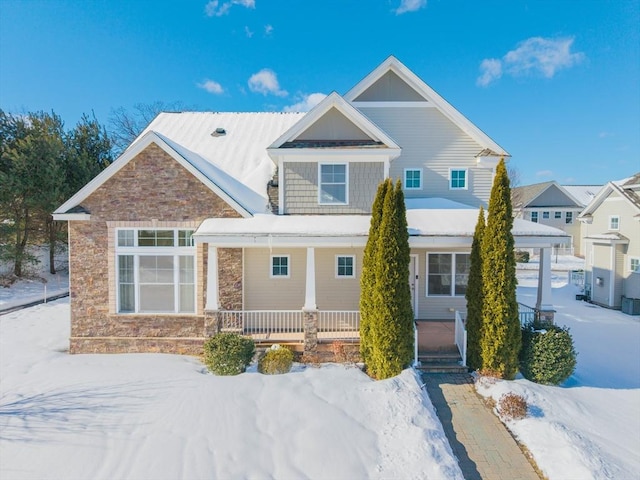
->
xmin=54 ymin=112 xmax=304 ymax=217
xmin=562 ymin=185 xmax=603 ymax=207
xmin=268 ymin=92 xmax=401 ymax=154
xmin=345 ymin=56 xmax=510 ymax=158
xmin=579 ymin=174 xmax=640 ymax=219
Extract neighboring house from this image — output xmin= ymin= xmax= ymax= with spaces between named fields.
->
xmin=579 ymin=173 xmax=640 ymax=311
xmin=53 ymin=56 xmax=569 ymax=356
xmin=512 ymin=181 xmax=601 ymax=256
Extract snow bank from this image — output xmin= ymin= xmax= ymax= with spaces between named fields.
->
xmin=0 ymin=300 xmax=462 ymax=480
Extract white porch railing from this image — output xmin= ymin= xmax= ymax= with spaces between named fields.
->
xmin=517 ymin=303 xmax=536 ymax=325
xmin=454 ymin=310 xmax=467 ymax=367
xmin=317 ymin=311 xmax=360 ymax=341
xmin=218 ymin=310 xmax=304 ymax=342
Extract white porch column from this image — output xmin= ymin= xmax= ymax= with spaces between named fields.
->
xmin=536 ymin=247 xmax=553 ymax=311
xmin=303 ymin=247 xmax=317 ymax=311
xmin=205 ymin=244 xmax=219 ymax=311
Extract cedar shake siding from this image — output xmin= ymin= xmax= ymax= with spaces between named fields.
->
xmin=68 ymin=144 xmax=242 ymax=354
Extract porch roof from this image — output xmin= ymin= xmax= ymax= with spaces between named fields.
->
xmin=193 ymin=199 xmax=570 ymax=248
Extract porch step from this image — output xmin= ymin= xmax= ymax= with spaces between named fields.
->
xmin=417 ymin=352 xmax=468 ymax=374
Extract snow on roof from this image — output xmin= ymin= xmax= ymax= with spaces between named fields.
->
xmin=562 ymin=185 xmax=603 ymax=207
xmin=136 ymin=112 xmax=304 ymax=210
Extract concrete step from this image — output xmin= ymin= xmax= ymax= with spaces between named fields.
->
xmin=416 ymin=362 xmax=469 ymax=374
xmin=419 ymin=352 xmax=462 ymax=363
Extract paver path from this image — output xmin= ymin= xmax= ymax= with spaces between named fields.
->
xmin=422 ymin=373 xmax=540 ymax=480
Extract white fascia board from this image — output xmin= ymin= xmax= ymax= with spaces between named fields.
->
xmin=345 ymin=56 xmax=509 ymax=158
xmin=267 ymin=148 xmax=401 ymax=160
xmin=579 ymin=183 xmax=614 ymax=217
xmin=351 ymin=101 xmax=434 ymax=108
xmin=408 ymin=237 xmax=472 ymax=248
xmin=52 ymin=213 xmax=91 ymax=221
xmin=268 ymin=92 xmax=400 ymax=150
xmin=514 ymin=235 xmax=572 ymax=248
xmin=53 ymin=131 xmax=252 ymax=219
xmin=194 ymin=235 xmax=368 ymax=248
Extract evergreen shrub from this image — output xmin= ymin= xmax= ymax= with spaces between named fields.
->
xmin=520 ymin=321 xmax=577 ymax=385
xmin=258 ymin=344 xmax=294 ymax=374
xmin=203 ymin=333 xmax=255 ymax=375
xmin=515 ymin=250 xmax=530 ymax=263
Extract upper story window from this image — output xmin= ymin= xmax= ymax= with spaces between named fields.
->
xmin=554 ymin=211 xmax=562 ymax=219
xmin=530 ymin=211 xmax=538 ymax=223
xmin=404 ymin=169 xmax=422 ymax=190
xmin=336 ymin=255 xmax=355 ymax=278
xmin=609 ymin=215 xmax=620 ymax=231
xmin=116 ymin=229 xmax=195 ymax=314
xmin=271 ymin=255 xmax=290 ymax=278
xmin=630 ymin=257 xmax=640 ymax=273
xmin=319 ymin=164 xmax=348 ymax=204
xmin=449 ymin=169 xmax=467 ymax=190
xmin=565 ymin=212 xmax=573 ymax=224
xmin=542 ymin=211 xmax=550 ymax=219
xmin=427 ymin=253 xmax=470 ymax=297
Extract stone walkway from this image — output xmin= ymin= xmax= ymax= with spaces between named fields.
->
xmin=422 ymin=373 xmax=540 ymax=480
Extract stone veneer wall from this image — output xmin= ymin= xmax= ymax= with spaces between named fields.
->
xmin=68 ymin=143 xmax=242 ymax=354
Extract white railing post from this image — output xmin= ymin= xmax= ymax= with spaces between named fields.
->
xmin=413 ymin=322 xmax=419 ymax=367
xmin=205 ymin=245 xmax=219 ymax=311
xmin=454 ymin=311 xmax=467 ymax=367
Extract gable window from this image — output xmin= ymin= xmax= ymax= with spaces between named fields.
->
xmin=542 ymin=211 xmax=550 ymax=219
xmin=609 ymin=215 xmax=620 ymax=231
xmin=630 ymin=257 xmax=640 ymax=273
xmin=566 ymin=212 xmax=573 ymax=224
xmin=554 ymin=211 xmax=562 ymax=219
xmin=404 ymin=169 xmax=422 ymax=190
xmin=427 ymin=253 xmax=470 ymax=296
xmin=449 ymin=169 xmax=467 ymax=190
xmin=116 ymin=229 xmax=195 ymax=314
xmin=336 ymin=255 xmax=355 ymax=278
xmin=271 ymin=255 xmax=290 ymax=278
xmin=319 ymin=163 xmax=348 ymax=204
xmin=530 ymin=211 xmax=538 ymax=223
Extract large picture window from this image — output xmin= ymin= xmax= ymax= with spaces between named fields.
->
xmin=116 ymin=229 xmax=196 ymax=314
xmin=427 ymin=253 xmax=470 ymax=296
xmin=319 ymin=163 xmax=348 ymax=204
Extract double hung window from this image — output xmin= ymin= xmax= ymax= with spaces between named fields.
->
xmin=319 ymin=164 xmax=347 ymax=204
xmin=427 ymin=253 xmax=470 ymax=296
xmin=565 ymin=212 xmax=573 ymax=224
xmin=530 ymin=211 xmax=538 ymax=223
xmin=609 ymin=215 xmax=620 ymax=231
xmin=116 ymin=229 xmax=195 ymax=314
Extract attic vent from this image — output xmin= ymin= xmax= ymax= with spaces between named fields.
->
xmin=211 ymin=127 xmax=226 ymax=137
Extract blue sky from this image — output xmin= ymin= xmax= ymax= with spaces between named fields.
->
xmin=1 ymin=0 xmax=638 ymax=186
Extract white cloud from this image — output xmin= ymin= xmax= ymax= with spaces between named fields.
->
xmin=264 ymin=24 xmax=273 ymax=35
xmin=536 ymin=170 xmax=554 ymax=178
xmin=477 ymin=36 xmax=585 ymax=87
xmin=476 ymin=58 xmax=503 ymax=87
xmin=248 ymin=69 xmax=288 ymax=97
xmin=204 ymin=0 xmax=255 ymax=17
xmin=395 ymin=0 xmax=426 ymax=14
xmin=197 ymin=79 xmax=224 ymax=94
xmin=283 ymin=93 xmax=327 ymax=112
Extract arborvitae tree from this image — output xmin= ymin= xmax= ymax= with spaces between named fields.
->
xmin=359 ymin=179 xmax=390 ymax=365
xmin=368 ymin=180 xmax=413 ymax=379
xmin=465 ymin=206 xmax=485 ymax=371
xmin=480 ymin=159 xmax=521 ymax=379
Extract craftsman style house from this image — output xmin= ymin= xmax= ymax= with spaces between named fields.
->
xmin=579 ymin=174 xmax=640 ymax=311
xmin=53 ymin=56 xmax=568 ymax=355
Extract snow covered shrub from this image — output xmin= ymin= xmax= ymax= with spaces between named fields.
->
xmin=498 ymin=392 xmax=527 ymax=421
xmin=203 ymin=333 xmax=255 ymax=376
xmin=258 ymin=344 xmax=294 ymax=375
xmin=520 ymin=321 xmax=577 ymax=385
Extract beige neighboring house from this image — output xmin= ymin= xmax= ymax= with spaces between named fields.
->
xmin=512 ymin=181 xmax=601 ymax=256
xmin=53 ymin=56 xmax=569 ymax=357
xmin=579 ymin=173 xmax=640 ymax=312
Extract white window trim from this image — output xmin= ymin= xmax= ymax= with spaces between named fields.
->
xmin=115 ymin=228 xmax=196 ymax=315
xmin=404 ymin=168 xmax=422 ymax=190
xmin=542 ymin=211 xmax=550 ymax=219
xmin=426 ymin=252 xmax=470 ymax=297
xmin=318 ymin=163 xmax=349 ymax=205
xmin=335 ymin=255 xmax=356 ymax=279
xmin=449 ymin=168 xmax=468 ymax=190
xmin=270 ymin=254 xmax=291 ymax=279
xmin=630 ymin=257 xmax=640 ymax=274
xmin=609 ymin=215 xmax=620 ymax=231
xmin=530 ymin=211 xmax=538 ymax=223
xmin=554 ymin=211 xmax=562 ymax=219
xmin=565 ymin=211 xmax=573 ymax=224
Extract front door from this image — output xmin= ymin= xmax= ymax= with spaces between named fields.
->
xmin=409 ymin=255 xmax=418 ymax=319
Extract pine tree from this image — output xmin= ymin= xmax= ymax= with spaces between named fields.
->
xmin=480 ymin=159 xmax=521 ymax=379
xmin=359 ymin=179 xmax=389 ymax=365
xmin=465 ymin=206 xmax=485 ymax=371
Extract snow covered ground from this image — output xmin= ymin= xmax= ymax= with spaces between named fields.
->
xmin=0 ymin=300 xmax=461 ymax=480
xmin=475 ymin=256 xmax=640 ymax=480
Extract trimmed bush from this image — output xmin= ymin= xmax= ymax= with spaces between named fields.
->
xmin=203 ymin=333 xmax=255 ymax=376
xmin=258 ymin=344 xmax=294 ymax=374
xmin=515 ymin=250 xmax=530 ymax=263
xmin=520 ymin=322 xmax=577 ymax=385
xmin=498 ymin=392 xmax=527 ymax=421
